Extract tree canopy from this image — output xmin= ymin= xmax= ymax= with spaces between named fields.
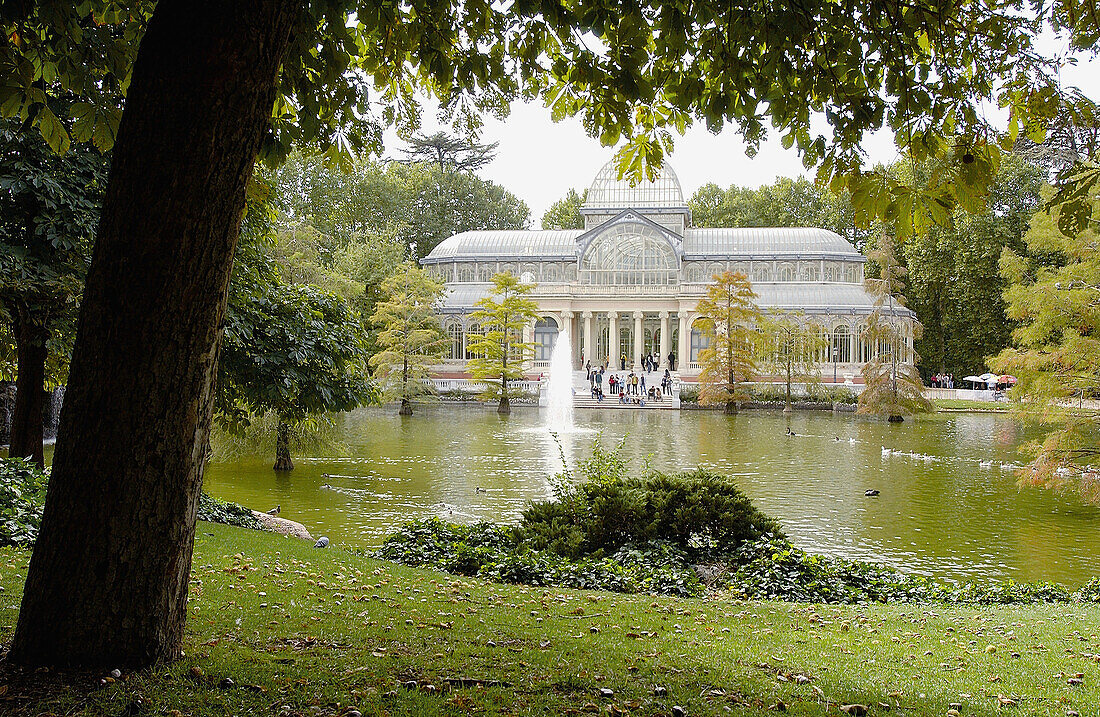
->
xmin=993 ymin=189 xmax=1100 ymax=503
xmin=0 ymin=114 xmax=110 ymax=465
xmin=369 ymin=262 xmax=448 ymax=416
xmin=689 ymin=178 xmax=868 ymax=248
xmin=399 ymin=131 xmax=498 ymax=173
xmin=541 ymin=188 xmax=587 ymax=230
xmin=857 ymin=236 xmax=933 ymax=421
xmin=466 ymin=272 xmax=539 ymax=414
xmin=696 ymin=271 xmax=762 ymax=414
xmin=273 ymin=152 xmax=529 ymax=261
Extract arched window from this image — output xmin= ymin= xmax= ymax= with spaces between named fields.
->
xmin=824 ymin=262 xmax=841 ymax=282
xmin=457 ymin=263 xmax=476 ymax=282
xmin=477 ymin=264 xmax=495 ymax=282
xmin=690 ymin=320 xmax=711 ymax=364
xmin=779 ymin=263 xmax=797 ymax=281
xmin=753 ymin=263 xmax=771 ymax=282
xmin=464 ymin=322 xmax=484 ymax=360
xmin=831 ymin=325 xmax=851 ymax=363
xmin=446 ymin=321 xmax=464 ymax=361
xmin=543 ymin=263 xmax=562 ymax=282
xmin=802 ymin=263 xmax=820 ymax=281
xmin=844 ymin=263 xmax=860 ymax=283
xmin=533 ymin=317 xmax=559 ymax=362
xmin=579 ymin=222 xmax=678 ymax=285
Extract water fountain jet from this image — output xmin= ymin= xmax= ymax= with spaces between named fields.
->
xmin=543 ymin=330 xmax=574 ymax=431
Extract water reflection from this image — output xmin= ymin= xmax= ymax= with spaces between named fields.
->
xmin=202 ymin=406 xmax=1100 ymax=586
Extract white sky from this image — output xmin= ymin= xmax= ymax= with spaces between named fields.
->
xmin=383 ymin=37 xmax=1100 ymax=224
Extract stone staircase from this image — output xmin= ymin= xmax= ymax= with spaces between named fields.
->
xmin=568 ymin=370 xmax=681 ymax=410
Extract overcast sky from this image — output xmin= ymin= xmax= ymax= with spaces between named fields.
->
xmin=384 ymin=37 xmax=1100 ymax=224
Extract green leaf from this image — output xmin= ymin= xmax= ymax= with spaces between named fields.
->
xmin=37 ymin=106 xmax=70 ymax=155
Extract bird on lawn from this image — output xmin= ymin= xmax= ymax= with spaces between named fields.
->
xmin=266 ymin=505 xmax=280 ymax=515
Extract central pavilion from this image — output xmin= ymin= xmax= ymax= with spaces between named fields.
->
xmin=421 ymin=158 xmax=914 ymax=382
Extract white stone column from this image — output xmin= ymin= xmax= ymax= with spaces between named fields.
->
xmin=659 ymin=311 xmax=670 ymax=368
xmin=678 ymin=314 xmax=690 ymax=370
xmin=582 ymin=311 xmax=593 ymax=366
xmin=608 ymin=312 xmax=619 ymax=369
xmin=633 ymin=311 xmax=644 ymax=369
xmin=562 ymin=311 xmax=575 ymax=367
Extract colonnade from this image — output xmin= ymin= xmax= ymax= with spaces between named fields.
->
xmin=555 ymin=309 xmax=693 ymax=371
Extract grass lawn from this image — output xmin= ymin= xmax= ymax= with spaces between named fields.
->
xmin=2 ymin=523 xmax=1098 ymax=716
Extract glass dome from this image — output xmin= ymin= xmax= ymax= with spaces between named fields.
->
xmin=585 ymin=158 xmax=685 ymax=209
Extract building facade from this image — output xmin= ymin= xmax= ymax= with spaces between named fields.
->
xmin=421 ymin=158 xmax=914 ymax=381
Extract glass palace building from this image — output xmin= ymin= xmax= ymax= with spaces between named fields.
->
xmin=421 ymin=158 xmax=914 ymax=381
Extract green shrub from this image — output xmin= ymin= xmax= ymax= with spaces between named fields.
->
xmin=1078 ymin=577 xmax=1100 ymax=603
xmin=376 ymin=518 xmax=521 ymax=576
xmin=377 ymin=519 xmax=704 ymax=597
xmin=521 ymin=469 xmax=783 ymax=561
xmin=727 ymin=536 xmax=1088 ymax=605
xmin=0 ymin=457 xmax=48 ymax=546
xmin=197 ymin=492 xmax=263 ymax=530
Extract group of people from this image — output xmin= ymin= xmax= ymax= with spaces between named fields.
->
xmin=584 ymin=362 xmax=675 ymax=405
xmin=931 ymin=373 xmax=955 ymax=389
xmin=608 ymin=350 xmax=677 ymax=373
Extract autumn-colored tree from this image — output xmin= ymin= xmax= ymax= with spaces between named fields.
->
xmin=696 ymin=271 xmax=762 ymax=414
xmin=857 ymin=236 xmax=933 ymax=421
xmin=466 ymin=272 xmax=539 ymax=414
xmin=369 ymin=262 xmax=448 ymax=416
xmin=757 ymin=312 xmax=827 ymax=412
xmin=992 ymin=189 xmax=1100 ymax=504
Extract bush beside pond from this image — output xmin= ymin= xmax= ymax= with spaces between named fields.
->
xmin=378 ymin=440 xmax=1100 ymax=604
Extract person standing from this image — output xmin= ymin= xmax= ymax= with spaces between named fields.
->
xmin=668 ymin=351 xmax=676 ymax=371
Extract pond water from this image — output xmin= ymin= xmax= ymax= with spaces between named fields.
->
xmin=202 ymin=406 xmax=1100 ymax=586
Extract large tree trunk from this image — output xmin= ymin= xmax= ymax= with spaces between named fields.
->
xmin=10 ymin=0 xmax=298 ymax=669
xmin=273 ymin=420 xmax=294 ymax=471
xmin=8 ymin=307 xmax=48 ymax=468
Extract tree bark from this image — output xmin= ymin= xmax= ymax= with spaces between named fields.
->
xmin=10 ymin=0 xmax=298 ymax=668
xmin=273 ymin=420 xmax=293 ymax=471
xmin=8 ymin=307 xmax=48 ymax=468
xmin=399 ymin=397 xmax=413 ymax=416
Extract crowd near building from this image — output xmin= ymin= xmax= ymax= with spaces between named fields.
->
xmin=421 ymin=158 xmax=915 ymax=382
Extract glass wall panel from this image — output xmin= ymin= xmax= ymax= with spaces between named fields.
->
xmin=579 ymin=222 xmax=678 ymax=285
xmin=533 ymin=317 xmax=559 ymax=362
xmin=831 ymin=325 xmax=852 ymax=363
xmin=446 ymin=321 xmax=464 ymax=360
xmin=690 ymin=321 xmax=711 ymax=363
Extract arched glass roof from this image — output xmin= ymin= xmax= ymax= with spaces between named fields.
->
xmin=585 ymin=158 xmax=685 ymax=209
xmin=684 ymin=228 xmax=862 ymax=258
xmin=423 ymin=230 xmax=581 ymax=263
